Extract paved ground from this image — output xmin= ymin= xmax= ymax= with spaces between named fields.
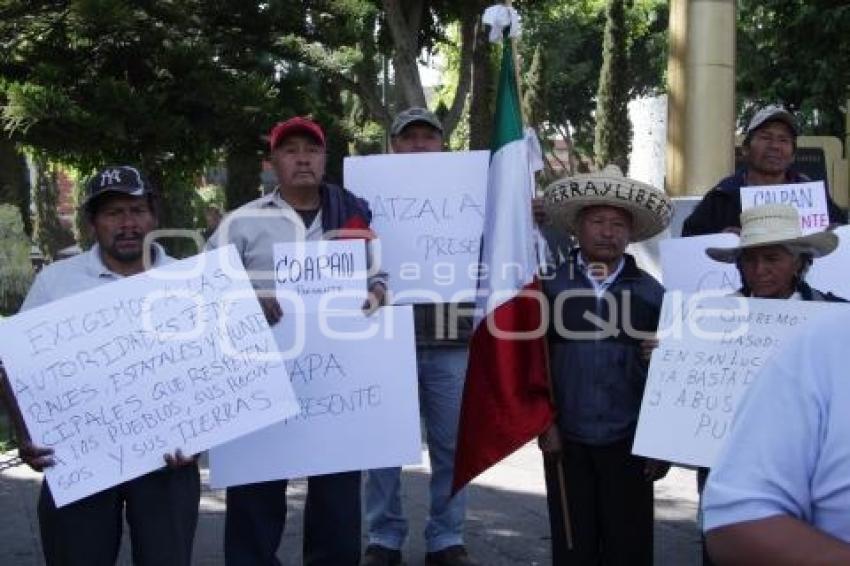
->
xmin=0 ymin=443 xmax=700 ymax=565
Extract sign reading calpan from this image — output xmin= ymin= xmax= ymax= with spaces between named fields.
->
xmin=0 ymin=246 xmax=300 ymax=507
xmin=740 ymin=181 xmax=829 ymax=234
xmin=344 ymin=151 xmax=489 ymax=304
xmin=209 ymin=306 xmax=421 ymax=487
xmin=632 ymin=293 xmax=840 ymax=468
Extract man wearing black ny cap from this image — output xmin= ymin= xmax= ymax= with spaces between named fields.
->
xmin=0 ymin=166 xmax=200 ymax=566
xmin=683 ymin=104 xmax=846 ymax=236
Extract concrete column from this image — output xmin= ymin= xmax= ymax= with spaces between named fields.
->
xmin=665 ymin=0 xmax=736 ymax=196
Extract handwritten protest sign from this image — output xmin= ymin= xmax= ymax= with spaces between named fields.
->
xmin=344 ymin=151 xmax=489 ymax=304
xmin=209 ymin=306 xmax=420 ymax=487
xmin=632 ymin=293 xmax=840 ymax=467
xmin=660 ymin=234 xmax=741 ymax=293
xmin=0 ymin=246 xmax=299 ymax=506
xmin=273 ymin=240 xmax=367 ymax=312
xmin=741 ymin=181 xmax=829 ymax=234
xmin=662 ymin=228 xmax=850 ymax=298
xmin=805 ymin=225 xmax=850 ymax=299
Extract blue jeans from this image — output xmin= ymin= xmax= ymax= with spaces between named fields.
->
xmin=365 ymin=346 xmax=469 ymax=552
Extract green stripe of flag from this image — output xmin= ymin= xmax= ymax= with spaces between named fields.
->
xmin=491 ymin=34 xmax=524 ymax=154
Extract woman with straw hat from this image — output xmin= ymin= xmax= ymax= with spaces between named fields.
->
xmin=697 ymin=203 xmax=845 ymax=565
xmin=539 ymin=165 xmax=672 ymax=565
xmin=705 ymin=203 xmax=845 ymax=301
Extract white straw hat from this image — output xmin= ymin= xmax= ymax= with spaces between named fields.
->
xmin=705 ymin=203 xmax=838 ymax=263
xmin=543 ymin=165 xmax=672 ymax=242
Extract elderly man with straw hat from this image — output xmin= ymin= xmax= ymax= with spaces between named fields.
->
xmin=705 ymin=203 xmax=844 ymax=301
xmin=539 ymin=165 xmax=672 ymax=565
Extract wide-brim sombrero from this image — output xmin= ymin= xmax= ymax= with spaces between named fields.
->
xmin=543 ymin=165 xmax=673 ymax=242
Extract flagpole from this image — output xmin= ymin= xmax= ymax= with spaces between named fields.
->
xmin=504 ymin=0 xmax=575 ymax=551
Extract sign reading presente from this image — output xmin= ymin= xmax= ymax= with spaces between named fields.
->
xmin=740 ymin=181 xmax=829 ymax=234
xmin=209 ymin=306 xmax=421 ymax=487
xmin=0 ymin=246 xmax=300 ymax=506
xmin=344 ymin=151 xmax=489 ymax=304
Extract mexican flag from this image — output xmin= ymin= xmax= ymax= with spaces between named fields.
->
xmin=452 ymin=27 xmax=555 ymax=493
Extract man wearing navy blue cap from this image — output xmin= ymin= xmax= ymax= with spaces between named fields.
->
xmin=0 ymin=165 xmax=200 ymax=566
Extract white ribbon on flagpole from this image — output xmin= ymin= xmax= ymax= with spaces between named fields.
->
xmin=482 ymin=5 xmax=521 ymax=43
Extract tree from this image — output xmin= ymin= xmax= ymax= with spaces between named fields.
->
xmin=0 ymin=203 xmax=32 ymax=315
xmin=0 ymin=137 xmax=31 ymax=234
xmin=593 ymin=0 xmax=633 ymax=170
xmin=737 ymin=1 xmax=850 ymax=137
xmin=519 ymin=0 xmax=667 ymax=163
xmin=32 ymin=156 xmax=65 ymax=261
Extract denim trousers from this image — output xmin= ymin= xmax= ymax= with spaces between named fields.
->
xmin=365 ymin=346 xmax=469 ymax=552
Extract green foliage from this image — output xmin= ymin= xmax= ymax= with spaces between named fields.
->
xmin=0 ymin=137 xmax=31 ymax=234
xmin=519 ymin=0 xmax=667 ymax=157
xmin=0 ymin=203 xmax=33 ymax=315
xmin=594 ymin=0 xmax=632 ymax=170
xmin=737 ymin=1 xmax=850 ymax=137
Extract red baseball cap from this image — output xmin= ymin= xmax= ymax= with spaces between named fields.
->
xmin=268 ymin=117 xmax=325 ymax=150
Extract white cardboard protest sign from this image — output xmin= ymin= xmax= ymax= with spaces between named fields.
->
xmin=209 ymin=306 xmax=420 ymax=487
xmin=633 ymin=293 xmax=840 ymax=467
xmin=273 ymin=240 xmax=367 ymax=312
xmin=0 ymin=246 xmax=300 ymax=506
xmin=660 ymin=234 xmax=741 ymax=293
xmin=805 ymin=225 xmax=850 ymax=299
xmin=741 ymin=181 xmax=829 ymax=234
xmin=662 ymin=228 xmax=850 ymax=299
xmin=344 ymin=151 xmax=489 ymax=304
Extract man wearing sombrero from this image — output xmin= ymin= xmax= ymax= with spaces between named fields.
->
xmin=705 ymin=203 xmax=844 ymax=301
xmin=539 ymin=165 xmax=672 ymax=565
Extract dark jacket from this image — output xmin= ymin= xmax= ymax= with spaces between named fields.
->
xmin=543 ymin=250 xmax=664 ymax=445
xmin=682 ymin=168 xmax=847 ymax=237
xmin=738 ymin=279 xmax=848 ymax=303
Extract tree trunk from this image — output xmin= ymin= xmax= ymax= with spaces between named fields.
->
xmin=225 ymin=148 xmax=262 ymax=211
xmin=32 ymin=156 xmax=64 ymax=262
xmin=0 ymin=137 xmax=32 ymax=236
xmin=384 ymin=0 xmax=427 ymax=108
xmin=441 ymin=8 xmax=477 ymax=139
xmin=468 ymin=16 xmax=494 ymax=150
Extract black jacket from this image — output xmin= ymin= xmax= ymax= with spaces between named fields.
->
xmin=682 ymin=169 xmax=847 ymax=236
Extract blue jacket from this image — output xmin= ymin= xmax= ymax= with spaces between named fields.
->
xmin=543 ymin=250 xmax=664 ymax=445
xmin=682 ymin=168 xmax=847 ymax=236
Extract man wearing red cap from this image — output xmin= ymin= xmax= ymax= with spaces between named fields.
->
xmin=207 ymin=117 xmax=386 ymax=566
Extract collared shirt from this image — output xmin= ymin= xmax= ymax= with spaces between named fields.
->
xmin=576 ymin=252 xmax=625 ymax=297
xmin=206 ymin=188 xmax=386 ymax=292
xmin=21 ymin=243 xmax=171 ymax=311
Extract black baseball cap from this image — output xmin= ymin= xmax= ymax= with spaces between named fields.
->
xmin=82 ymin=166 xmax=153 ymax=211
